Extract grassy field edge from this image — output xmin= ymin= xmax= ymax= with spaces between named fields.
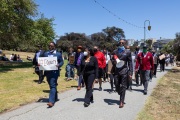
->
xmin=136 ymin=67 xmax=180 ymax=120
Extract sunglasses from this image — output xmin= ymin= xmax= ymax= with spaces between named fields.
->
xmin=49 ymin=45 xmax=54 ymax=47
xmin=119 ymin=42 xmax=124 ymax=44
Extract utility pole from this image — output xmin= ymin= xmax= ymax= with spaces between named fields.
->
xmin=144 ymin=20 xmax=151 ymax=42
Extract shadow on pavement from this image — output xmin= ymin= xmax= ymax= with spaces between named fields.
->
xmin=103 ymin=89 xmax=114 ymax=92
xmin=72 ymin=98 xmax=84 ymax=102
xmin=104 ymin=99 xmax=119 ymax=105
xmin=131 ymin=83 xmax=138 ymax=87
xmin=132 ymin=88 xmax=144 ymax=93
xmin=37 ymin=98 xmax=49 ymax=103
xmin=93 ymin=88 xmax=99 ymax=91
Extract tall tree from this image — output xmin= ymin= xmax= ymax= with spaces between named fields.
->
xmin=102 ymin=26 xmax=125 ymax=41
xmin=0 ymin=0 xmax=38 ymax=50
xmin=173 ymin=33 xmax=180 ymax=60
xmin=56 ymin=33 xmax=91 ymax=51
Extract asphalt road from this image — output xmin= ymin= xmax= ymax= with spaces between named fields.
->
xmin=0 ymin=66 xmax=171 ymax=120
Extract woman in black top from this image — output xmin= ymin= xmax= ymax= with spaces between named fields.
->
xmin=79 ymin=47 xmax=98 ymax=107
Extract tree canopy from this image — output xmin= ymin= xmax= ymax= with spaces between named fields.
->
xmin=56 ymin=26 xmax=125 ymax=52
xmin=0 ymin=0 xmax=55 ymax=52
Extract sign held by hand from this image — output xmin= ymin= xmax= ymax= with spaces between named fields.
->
xmin=38 ymin=57 xmax=58 ymax=70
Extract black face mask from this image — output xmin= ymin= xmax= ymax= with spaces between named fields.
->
xmin=93 ymin=49 xmax=97 ymax=53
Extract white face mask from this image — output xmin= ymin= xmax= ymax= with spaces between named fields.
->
xmin=83 ymin=51 xmax=88 ymax=56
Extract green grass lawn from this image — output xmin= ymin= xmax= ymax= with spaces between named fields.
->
xmin=0 ymin=51 xmax=77 ymax=113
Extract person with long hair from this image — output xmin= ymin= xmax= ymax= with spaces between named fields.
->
xmin=78 ymin=47 xmax=98 ymax=107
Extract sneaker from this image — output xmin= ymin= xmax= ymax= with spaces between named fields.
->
xmin=144 ymin=91 xmax=147 ymax=95
xmin=99 ymin=87 xmax=102 ymax=91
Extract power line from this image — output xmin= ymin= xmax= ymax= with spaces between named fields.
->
xmin=93 ymin=0 xmax=143 ymax=29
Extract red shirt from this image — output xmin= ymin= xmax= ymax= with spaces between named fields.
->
xmin=135 ymin=52 xmax=154 ymax=70
xmin=94 ymin=51 xmax=106 ymax=68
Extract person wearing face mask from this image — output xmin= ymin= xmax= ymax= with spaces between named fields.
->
xmin=43 ymin=42 xmax=64 ymax=108
xmin=93 ymin=46 xmax=106 ymax=91
xmin=75 ymin=45 xmax=85 ymax=90
xmin=135 ymin=45 xmax=154 ymax=95
xmin=78 ymin=47 xmax=98 ymax=107
xmin=113 ymin=39 xmax=133 ymax=108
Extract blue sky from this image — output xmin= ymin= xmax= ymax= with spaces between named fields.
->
xmin=35 ymin=0 xmax=180 ymax=40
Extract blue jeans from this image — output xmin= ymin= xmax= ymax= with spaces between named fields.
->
xmin=78 ymin=75 xmax=84 ymax=86
xmin=47 ymin=76 xmax=58 ymax=104
xmin=66 ymin=64 xmax=74 ymax=78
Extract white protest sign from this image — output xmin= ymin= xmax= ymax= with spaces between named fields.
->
xmin=38 ymin=57 xmax=58 ymax=70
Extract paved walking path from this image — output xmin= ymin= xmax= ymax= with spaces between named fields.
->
xmin=0 ymin=67 xmax=172 ymax=120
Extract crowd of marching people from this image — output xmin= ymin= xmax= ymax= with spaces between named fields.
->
xmin=33 ymin=40 xmax=175 ymax=108
xmin=63 ymin=40 xmax=175 ymax=108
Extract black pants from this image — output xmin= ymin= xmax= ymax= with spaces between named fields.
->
xmin=109 ymin=74 xmax=114 ymax=90
xmin=83 ymin=74 xmax=95 ymax=104
xmin=103 ymin=65 xmax=108 ymax=81
xmin=127 ymin=74 xmax=132 ymax=89
xmin=135 ymin=70 xmax=140 ymax=85
xmin=114 ymin=74 xmax=127 ymax=103
xmin=154 ymin=64 xmax=157 ymax=76
xmin=160 ymin=63 xmax=165 ymax=71
xmin=35 ymin=66 xmax=44 ymax=82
